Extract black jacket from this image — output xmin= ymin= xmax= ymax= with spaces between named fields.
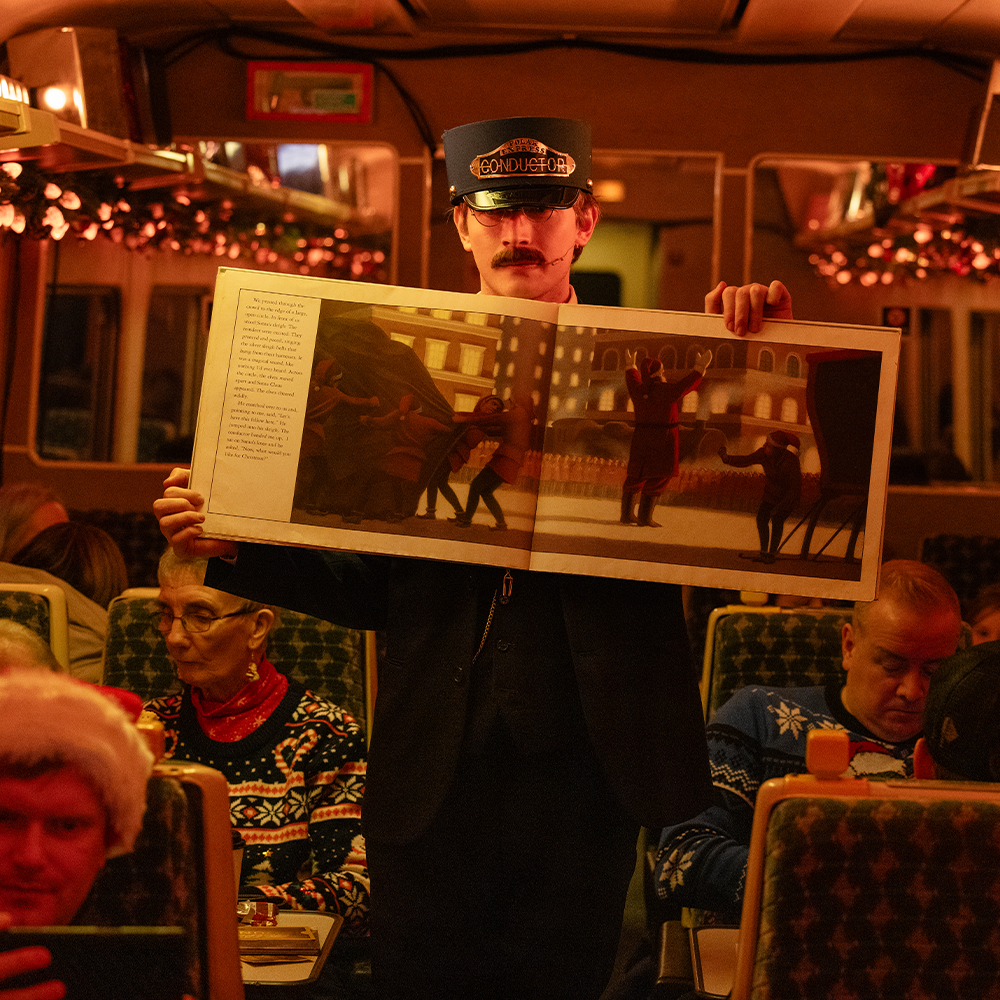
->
xmin=207 ymin=544 xmax=712 ymax=845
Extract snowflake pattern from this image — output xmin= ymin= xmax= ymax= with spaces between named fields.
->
xmin=658 ymin=847 xmax=696 ymax=891
xmin=767 ymin=699 xmax=810 ymax=738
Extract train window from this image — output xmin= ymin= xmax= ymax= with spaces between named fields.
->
xmin=35 ymin=283 xmax=211 ymax=464
xmin=37 ymin=286 xmax=119 ymax=461
xmin=140 ymin=287 xmax=212 ymax=464
xmin=971 ymin=311 xmax=1000 ymax=482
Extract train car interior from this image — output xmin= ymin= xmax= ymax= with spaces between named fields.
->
xmin=3 ymin=1 xmax=1000 ymax=998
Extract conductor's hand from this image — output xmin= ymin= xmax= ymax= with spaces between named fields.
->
xmin=153 ymin=468 xmax=239 ymax=561
xmin=718 ymin=445 xmax=729 ymax=460
xmin=624 ymin=349 xmax=637 ymax=370
xmin=705 ymin=280 xmax=793 ymax=336
xmin=694 ymin=349 xmax=713 ymax=375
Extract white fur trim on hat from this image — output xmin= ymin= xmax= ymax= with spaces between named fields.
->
xmin=0 ymin=669 xmax=154 ymax=855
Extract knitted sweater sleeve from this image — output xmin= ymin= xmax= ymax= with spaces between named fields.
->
xmin=254 ymin=699 xmax=370 ymax=935
xmin=653 ymin=745 xmax=756 ymax=917
xmin=654 ymin=687 xmax=791 ymax=917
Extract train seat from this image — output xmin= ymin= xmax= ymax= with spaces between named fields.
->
xmin=714 ymin=729 xmax=1000 ymax=1000
xmin=0 ymin=581 xmax=71 ymax=669
xmin=78 ymin=761 xmax=245 ymax=1000
xmin=919 ymin=532 xmax=1000 ymax=608
xmin=700 ymin=604 xmax=850 ymax=719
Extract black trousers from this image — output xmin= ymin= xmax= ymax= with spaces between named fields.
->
xmin=367 ymin=723 xmax=639 ymax=1000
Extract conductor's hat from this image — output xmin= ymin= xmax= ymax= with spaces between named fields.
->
xmin=443 ymin=117 xmax=593 ymax=209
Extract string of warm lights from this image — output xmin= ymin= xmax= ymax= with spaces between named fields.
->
xmin=808 ymin=221 xmax=1000 ymax=286
xmin=0 ymin=159 xmax=389 ymax=281
xmin=806 ymin=162 xmax=1000 ymax=286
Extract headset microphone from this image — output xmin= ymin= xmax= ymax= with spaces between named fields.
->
xmin=542 ymin=244 xmax=578 ymax=266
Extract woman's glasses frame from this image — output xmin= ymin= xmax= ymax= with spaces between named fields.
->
xmin=151 ymin=609 xmax=252 ymax=634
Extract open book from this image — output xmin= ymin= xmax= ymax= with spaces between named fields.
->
xmin=190 ymin=268 xmax=899 ymax=602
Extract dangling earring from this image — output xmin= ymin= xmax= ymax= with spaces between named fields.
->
xmin=246 ymin=659 xmax=260 ymax=682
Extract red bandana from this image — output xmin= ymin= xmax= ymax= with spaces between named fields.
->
xmin=190 ymin=657 xmax=289 ymax=742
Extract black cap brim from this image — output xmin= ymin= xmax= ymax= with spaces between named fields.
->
xmin=461 ymin=186 xmax=581 ymax=210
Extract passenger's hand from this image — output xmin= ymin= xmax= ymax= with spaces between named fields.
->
xmin=0 ymin=914 xmax=64 ymax=1000
xmin=705 ymin=280 xmax=793 ymax=336
xmin=153 ymin=467 xmax=239 ymax=561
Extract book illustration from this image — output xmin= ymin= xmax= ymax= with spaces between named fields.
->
xmin=192 ymin=270 xmax=899 ymax=601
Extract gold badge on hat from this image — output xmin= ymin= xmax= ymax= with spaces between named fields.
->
xmin=470 ymin=138 xmax=576 ymax=180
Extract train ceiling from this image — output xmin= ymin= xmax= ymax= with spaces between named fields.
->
xmin=2 ymin=0 xmax=1000 ymax=62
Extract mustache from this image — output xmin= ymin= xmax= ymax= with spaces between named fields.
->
xmin=492 ymin=246 xmax=546 ymax=268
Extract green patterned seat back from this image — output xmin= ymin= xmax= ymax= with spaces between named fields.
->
xmin=267 ymin=613 xmax=367 ymax=728
xmin=77 ymin=776 xmax=204 ymax=999
xmin=102 ymin=595 xmax=179 ymax=702
xmin=103 ymin=595 xmax=368 ymax=731
xmin=919 ymin=533 xmax=1000 ymax=608
xmin=707 ymin=609 xmax=849 ymax=718
xmin=0 ymin=589 xmax=52 ymax=643
xmin=751 ymin=795 xmax=1000 ymax=1000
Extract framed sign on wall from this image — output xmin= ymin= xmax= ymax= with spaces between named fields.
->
xmin=247 ymin=62 xmax=373 ymax=123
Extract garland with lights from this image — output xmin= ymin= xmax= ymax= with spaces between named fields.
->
xmin=0 ymin=159 xmax=389 ymax=281
xmin=808 ymin=219 xmax=1000 ymax=286
xmin=806 ymin=163 xmax=1000 ymax=286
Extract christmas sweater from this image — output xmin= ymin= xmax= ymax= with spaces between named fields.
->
xmin=655 ymin=682 xmax=917 ymax=919
xmin=146 ymin=681 xmax=369 ymax=935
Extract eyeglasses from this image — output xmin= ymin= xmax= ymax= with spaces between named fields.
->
xmin=151 ymin=609 xmax=252 ymax=634
xmin=469 ymin=206 xmax=564 ymax=227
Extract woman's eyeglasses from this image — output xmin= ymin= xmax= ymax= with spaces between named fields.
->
xmin=468 ymin=205 xmax=562 ymax=227
xmin=151 ymin=609 xmax=251 ymax=634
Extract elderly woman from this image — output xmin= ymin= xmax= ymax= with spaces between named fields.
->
xmin=143 ymin=549 xmax=369 ymax=942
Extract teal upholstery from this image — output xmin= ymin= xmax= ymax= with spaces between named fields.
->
xmin=919 ymin=533 xmax=1000 ymax=608
xmin=0 ymin=588 xmax=52 ymax=643
xmin=751 ymin=795 xmax=1000 ymax=999
xmin=704 ymin=608 xmax=849 ymax=718
xmin=102 ymin=595 xmax=369 ymax=731
xmin=267 ymin=613 xmax=368 ymax=728
xmin=102 ymin=595 xmax=180 ymax=703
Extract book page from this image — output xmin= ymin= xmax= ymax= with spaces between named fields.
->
xmin=211 ymin=287 xmax=320 ymax=520
xmin=190 ymin=269 xmax=899 ymax=600
xmin=526 ymin=302 xmax=897 ymax=602
xmin=191 ymin=269 xmax=559 ymax=569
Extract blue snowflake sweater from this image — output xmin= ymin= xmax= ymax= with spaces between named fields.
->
xmin=146 ymin=681 xmax=369 ymax=935
xmin=655 ymin=681 xmax=918 ymax=920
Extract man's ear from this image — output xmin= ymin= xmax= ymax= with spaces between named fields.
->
xmin=841 ymin=621 xmax=854 ymax=670
xmin=574 ymin=202 xmax=599 ymax=248
xmin=454 ymin=205 xmax=473 ymax=252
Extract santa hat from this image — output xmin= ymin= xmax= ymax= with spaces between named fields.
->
xmin=0 ymin=669 xmax=154 ymax=854
xmin=767 ymin=430 xmax=800 ymax=450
